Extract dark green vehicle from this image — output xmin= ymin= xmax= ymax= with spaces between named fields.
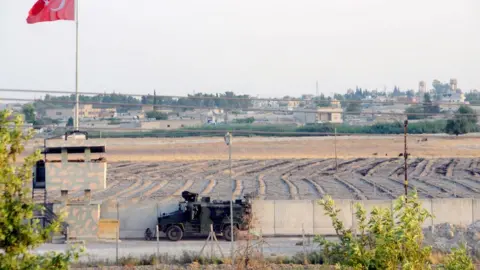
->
xmin=154 ymin=191 xmax=252 ymax=241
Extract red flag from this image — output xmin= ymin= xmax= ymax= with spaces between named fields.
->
xmin=26 ymin=0 xmax=75 ymax=24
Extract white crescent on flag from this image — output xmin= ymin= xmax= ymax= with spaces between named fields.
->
xmin=50 ymin=0 xmax=67 ymax=11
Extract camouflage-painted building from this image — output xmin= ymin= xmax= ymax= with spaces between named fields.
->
xmin=33 ymin=137 xmax=108 ymax=240
xmin=42 ymin=139 xmax=107 ymax=193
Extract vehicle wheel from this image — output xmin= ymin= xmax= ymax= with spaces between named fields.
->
xmin=166 ymin=225 xmax=183 ymax=241
xmin=223 ymin=225 xmax=236 ymax=241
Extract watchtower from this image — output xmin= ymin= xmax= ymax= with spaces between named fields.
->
xmin=32 ymin=131 xmax=107 ymax=204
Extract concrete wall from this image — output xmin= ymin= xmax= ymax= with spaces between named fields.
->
xmin=293 ymin=111 xmax=316 ymax=124
xmin=99 ymin=199 xmax=179 ymax=239
xmin=54 ymin=203 xmax=101 ymax=239
xmin=119 ymin=201 xmax=157 ymax=239
xmin=274 ymin=200 xmax=314 ymax=235
xmin=432 ymin=198 xmax=473 ymax=225
xmin=77 ymin=198 xmax=480 ymax=239
xmin=251 ymin=198 xmax=480 ymax=237
xmin=46 ymin=162 xmax=107 ymax=192
xmin=252 ymin=200 xmax=275 ymax=235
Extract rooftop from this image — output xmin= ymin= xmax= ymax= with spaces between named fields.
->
xmin=43 ymin=145 xmax=106 ymax=154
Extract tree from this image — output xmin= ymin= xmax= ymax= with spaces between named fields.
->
xmin=234 ymin=117 xmax=255 ymax=124
xmin=0 ymin=110 xmax=81 ymax=269
xmin=432 ymin=80 xmax=451 ymax=100
xmin=315 ymin=94 xmax=331 ymax=107
xmin=406 ymin=90 xmax=415 ymax=99
xmin=392 ymin=86 xmax=404 ymax=97
xmin=32 ymin=119 xmax=44 ymax=129
xmin=333 ymin=94 xmax=344 ymax=101
xmin=22 ymin=104 xmax=36 ymax=123
xmin=424 ymin=93 xmax=432 ymax=104
xmin=66 ymin=117 xmax=74 ymax=127
xmin=423 ymin=93 xmax=440 ymax=115
xmin=457 ymin=105 xmax=477 ymax=125
xmin=146 ymin=111 xmax=168 ymax=120
xmin=446 ymin=105 xmax=478 ymax=136
xmin=346 ymin=102 xmax=362 ymax=113
xmin=153 ymin=90 xmax=157 ymax=111
xmin=445 ymin=118 xmax=469 ymax=136
xmin=405 ymin=105 xmax=425 ymax=120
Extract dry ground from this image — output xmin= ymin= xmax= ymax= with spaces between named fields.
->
xmin=27 ymin=135 xmax=480 ymax=201
xmin=28 ymin=134 xmax=480 ymax=162
xmin=49 ymin=157 xmax=480 ymax=202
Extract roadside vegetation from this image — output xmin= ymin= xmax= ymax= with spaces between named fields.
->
xmin=315 ymin=191 xmax=475 ymax=269
xmin=51 ymin=118 xmax=471 ymax=139
xmin=0 ymin=109 xmax=82 ymax=269
xmin=74 ymin=192 xmax=477 ymax=269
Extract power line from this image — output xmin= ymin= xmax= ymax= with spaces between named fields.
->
xmin=0 ymin=97 xmax=473 ymax=117
xmin=0 ymin=88 xmax=474 ymax=106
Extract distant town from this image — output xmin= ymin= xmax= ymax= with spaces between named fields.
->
xmin=2 ymin=78 xmax=478 ymax=137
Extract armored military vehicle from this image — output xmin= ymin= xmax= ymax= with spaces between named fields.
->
xmin=155 ymin=191 xmax=252 ymax=241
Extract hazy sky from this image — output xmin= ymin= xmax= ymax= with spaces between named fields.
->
xmin=1 ymin=0 xmax=479 ymax=99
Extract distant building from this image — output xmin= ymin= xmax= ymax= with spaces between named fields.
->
xmin=394 ymin=96 xmax=416 ymax=104
xmin=438 ymin=91 xmax=467 ymax=111
xmin=279 ymin=100 xmax=300 ymax=111
xmin=141 ymin=105 xmax=173 ymax=114
xmin=45 ymin=105 xmax=116 ymax=120
xmin=253 ymin=100 xmax=279 ymax=109
xmin=450 ymin=78 xmax=458 ymax=92
xmin=293 ymin=100 xmax=343 ymax=124
xmin=45 ymin=107 xmax=73 ymax=121
xmin=419 ymin=81 xmax=426 ymax=94
xmin=120 ymin=119 xmax=202 ymax=130
xmin=200 ymin=109 xmax=225 ymax=124
xmin=301 ymin=94 xmax=314 ymax=100
xmin=118 ymin=110 xmax=145 ymax=120
xmin=316 ymin=107 xmax=343 ymax=123
xmin=374 ymin=114 xmax=404 ymax=124
xmin=440 ymin=91 xmax=466 ymax=104
xmin=4 ymin=103 xmax=23 ymax=112
xmin=437 ymin=79 xmax=467 ymax=111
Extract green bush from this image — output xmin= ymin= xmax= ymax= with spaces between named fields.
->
xmin=0 ymin=110 xmax=83 ymax=269
xmin=316 ymin=191 xmax=476 ymax=269
xmin=440 ymin=245 xmax=475 ymax=270
xmin=316 ymin=191 xmax=433 ymax=269
xmin=146 ymin=111 xmax=168 ymax=120
xmin=234 ymin=117 xmax=255 ymax=124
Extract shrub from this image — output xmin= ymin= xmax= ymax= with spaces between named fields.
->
xmin=441 ymin=244 xmax=475 ymax=270
xmin=0 ymin=110 xmax=83 ymax=269
xmin=315 ymin=191 xmax=433 ymax=269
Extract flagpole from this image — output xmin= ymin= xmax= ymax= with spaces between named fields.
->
xmin=74 ymin=0 xmax=79 ymax=130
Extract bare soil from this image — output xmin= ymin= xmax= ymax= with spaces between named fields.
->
xmin=28 ymin=135 xmax=480 ymax=201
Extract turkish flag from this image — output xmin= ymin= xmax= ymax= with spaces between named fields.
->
xmin=27 ymin=0 xmax=75 ymax=24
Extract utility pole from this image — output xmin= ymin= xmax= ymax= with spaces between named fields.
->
xmin=153 ymin=90 xmax=157 ymax=112
xmin=224 ymin=132 xmax=234 ymax=263
xmin=334 ymin=127 xmax=338 ymax=172
xmin=404 ymin=119 xmax=408 ymax=198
